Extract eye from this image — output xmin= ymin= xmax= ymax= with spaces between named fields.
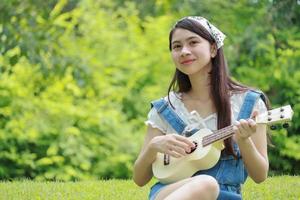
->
xmin=190 ymin=40 xmax=199 ymax=45
xmin=172 ymin=44 xmax=182 ymax=50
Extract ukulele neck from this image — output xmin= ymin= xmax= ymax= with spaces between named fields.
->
xmin=202 ymin=125 xmax=235 ymax=147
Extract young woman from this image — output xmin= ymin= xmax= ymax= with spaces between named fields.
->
xmin=133 ymin=16 xmax=269 ymax=200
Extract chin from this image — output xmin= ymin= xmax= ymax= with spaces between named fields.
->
xmin=177 ymin=69 xmax=193 ymax=75
xmin=179 ymin=68 xmax=206 ymax=76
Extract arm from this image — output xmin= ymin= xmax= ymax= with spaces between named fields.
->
xmin=133 ymin=126 xmax=162 ymax=186
xmin=234 ymin=117 xmax=269 ymax=183
xmin=133 ymin=126 xmax=195 ymax=187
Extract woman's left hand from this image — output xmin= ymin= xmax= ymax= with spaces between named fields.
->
xmin=233 ymin=111 xmax=258 ymax=142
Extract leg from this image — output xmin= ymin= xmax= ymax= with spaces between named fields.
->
xmin=155 ymin=175 xmax=219 ymax=200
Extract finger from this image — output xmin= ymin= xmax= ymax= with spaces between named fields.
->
xmin=234 ymin=120 xmax=240 ymax=126
xmin=234 ymin=126 xmax=243 ymax=138
xmin=167 ymin=149 xmax=182 ymax=158
xmin=251 ymin=110 xmax=259 ymax=119
xmin=166 ymin=143 xmax=185 ymax=156
xmin=174 ymin=134 xmax=195 ymax=148
xmin=241 ymin=119 xmax=256 ymax=133
xmin=233 ymin=121 xmax=240 ymax=133
xmin=239 ymin=119 xmax=250 ymax=131
xmin=247 ymin=119 xmax=256 ymax=132
xmin=238 ymin=123 xmax=250 ymax=137
xmin=235 ymin=120 xmax=249 ymax=137
xmin=171 ymin=140 xmax=191 ymax=153
xmin=239 ymin=119 xmax=248 ymax=126
xmin=171 ymin=145 xmax=187 ymax=156
xmin=233 ymin=125 xmax=241 ymax=138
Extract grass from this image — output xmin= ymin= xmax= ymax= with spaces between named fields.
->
xmin=242 ymin=176 xmax=300 ymax=200
xmin=0 ymin=176 xmax=299 ymax=200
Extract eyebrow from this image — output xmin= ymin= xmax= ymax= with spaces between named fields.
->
xmin=171 ymin=36 xmax=200 ymax=45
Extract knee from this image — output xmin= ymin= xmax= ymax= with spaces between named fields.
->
xmin=198 ymin=175 xmax=219 ymax=193
xmin=190 ymin=175 xmax=220 ymax=199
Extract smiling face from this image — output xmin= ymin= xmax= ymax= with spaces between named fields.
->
xmin=171 ymin=28 xmax=216 ymax=76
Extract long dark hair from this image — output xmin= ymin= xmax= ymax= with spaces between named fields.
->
xmin=167 ymin=18 xmax=268 ymax=157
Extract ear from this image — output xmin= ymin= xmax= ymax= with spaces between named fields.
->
xmin=210 ymin=43 xmax=217 ymax=58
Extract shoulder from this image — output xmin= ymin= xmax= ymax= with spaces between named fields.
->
xmin=230 ymin=89 xmax=265 ymax=103
xmin=146 ymin=91 xmax=185 ymax=134
xmin=230 ymin=90 xmax=248 ymax=105
xmin=230 ymin=89 xmax=267 ymax=114
xmin=151 ymin=91 xmax=182 ymax=108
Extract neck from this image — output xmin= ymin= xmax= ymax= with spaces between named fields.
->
xmin=202 ymin=125 xmax=235 ymax=146
xmin=187 ymin=65 xmax=211 ymax=101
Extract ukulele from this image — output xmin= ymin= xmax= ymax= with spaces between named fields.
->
xmin=152 ymin=105 xmax=294 ymax=184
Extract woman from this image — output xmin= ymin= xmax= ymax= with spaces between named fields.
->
xmin=133 ymin=16 xmax=269 ymax=200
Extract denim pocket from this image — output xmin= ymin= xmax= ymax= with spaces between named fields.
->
xmin=216 ymin=156 xmax=246 ymax=185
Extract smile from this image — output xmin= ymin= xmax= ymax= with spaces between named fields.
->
xmin=180 ymin=59 xmax=195 ymax=65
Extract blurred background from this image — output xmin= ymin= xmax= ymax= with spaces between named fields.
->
xmin=0 ymin=0 xmax=299 ymax=181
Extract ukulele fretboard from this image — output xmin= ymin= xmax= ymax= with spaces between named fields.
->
xmin=202 ymin=125 xmax=235 ymax=146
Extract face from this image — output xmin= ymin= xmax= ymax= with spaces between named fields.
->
xmin=171 ymin=28 xmax=215 ymax=76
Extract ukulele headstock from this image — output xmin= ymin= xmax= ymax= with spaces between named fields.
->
xmin=256 ymin=105 xmax=294 ymax=125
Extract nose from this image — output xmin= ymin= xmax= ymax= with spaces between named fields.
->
xmin=180 ymin=46 xmax=191 ymax=57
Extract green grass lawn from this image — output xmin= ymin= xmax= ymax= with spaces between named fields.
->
xmin=0 ymin=176 xmax=299 ymax=200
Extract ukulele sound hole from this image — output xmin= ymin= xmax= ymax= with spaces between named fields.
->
xmin=187 ymin=141 xmax=198 ymax=154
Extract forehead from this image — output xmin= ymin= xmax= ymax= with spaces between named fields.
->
xmin=171 ymin=28 xmax=203 ymax=43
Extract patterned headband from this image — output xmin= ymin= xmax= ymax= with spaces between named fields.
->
xmin=174 ymin=16 xmax=226 ymax=49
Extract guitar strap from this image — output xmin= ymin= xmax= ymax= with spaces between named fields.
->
xmin=151 ymin=90 xmax=264 ymax=135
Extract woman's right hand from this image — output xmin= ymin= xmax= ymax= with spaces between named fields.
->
xmin=149 ymin=134 xmax=196 ymax=158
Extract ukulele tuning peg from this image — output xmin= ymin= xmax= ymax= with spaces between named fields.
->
xmin=270 ymin=125 xmax=277 ymax=130
xmin=282 ymin=123 xmax=289 ymax=129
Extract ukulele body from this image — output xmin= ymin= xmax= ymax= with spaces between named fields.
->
xmin=152 ymin=128 xmax=224 ymax=184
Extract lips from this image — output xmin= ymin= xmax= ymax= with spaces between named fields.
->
xmin=180 ymin=59 xmax=195 ymax=65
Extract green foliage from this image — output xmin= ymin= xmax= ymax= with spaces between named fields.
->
xmin=0 ymin=0 xmax=299 ymax=180
xmin=0 ymin=0 xmax=175 ymax=180
xmin=227 ymin=1 xmax=300 ymax=174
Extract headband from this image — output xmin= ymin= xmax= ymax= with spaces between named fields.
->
xmin=175 ymin=16 xmax=226 ymax=49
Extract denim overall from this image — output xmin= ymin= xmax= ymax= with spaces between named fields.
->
xmin=149 ymin=90 xmax=263 ymax=200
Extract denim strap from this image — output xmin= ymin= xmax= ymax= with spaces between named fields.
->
xmin=151 ymin=98 xmax=199 ymax=135
xmin=237 ymin=90 xmax=263 ymax=120
xmin=233 ymin=90 xmax=262 ymax=157
xmin=151 ymin=90 xmax=262 ymax=135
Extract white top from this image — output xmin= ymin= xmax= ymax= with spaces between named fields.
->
xmin=145 ymin=91 xmax=267 ymax=134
